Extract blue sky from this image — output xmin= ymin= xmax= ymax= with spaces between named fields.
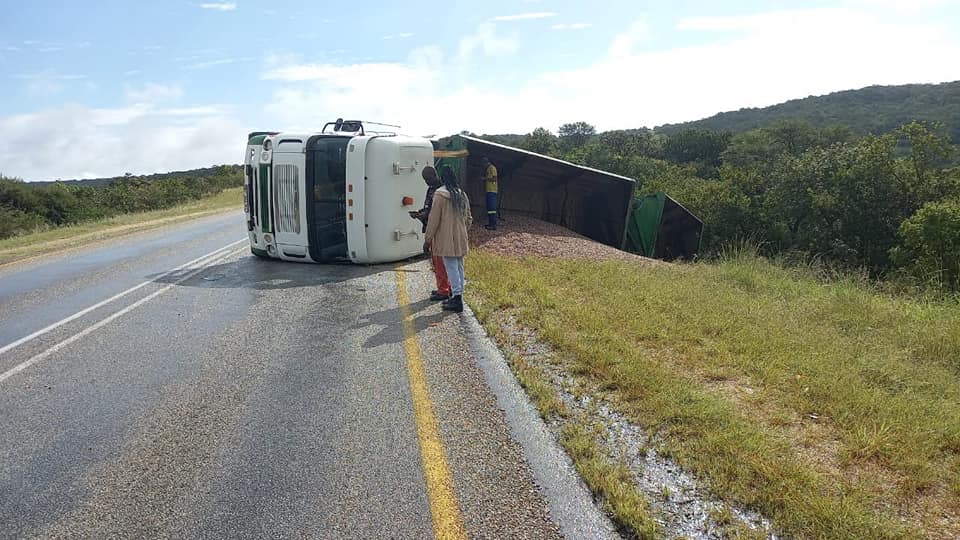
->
xmin=2 ymin=0 xmax=959 ymax=180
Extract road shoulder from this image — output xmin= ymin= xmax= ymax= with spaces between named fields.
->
xmin=0 ymin=191 xmax=242 ymax=269
xmin=400 ymin=259 xmax=618 ymax=539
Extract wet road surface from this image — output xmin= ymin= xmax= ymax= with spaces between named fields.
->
xmin=0 ymin=212 xmax=605 ymax=538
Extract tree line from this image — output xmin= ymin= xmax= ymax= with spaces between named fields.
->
xmin=482 ymin=120 xmax=960 ymax=292
xmin=0 ymin=165 xmax=242 ymax=240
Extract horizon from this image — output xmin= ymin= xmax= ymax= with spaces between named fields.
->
xmin=2 ymin=0 xmax=960 ymax=181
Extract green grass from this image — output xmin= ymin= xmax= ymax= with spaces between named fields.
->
xmin=0 ymin=188 xmax=242 ymax=265
xmin=560 ymin=422 xmax=661 ymax=539
xmin=468 ymin=251 xmax=960 ymax=539
xmin=478 ymin=319 xmax=660 ymax=537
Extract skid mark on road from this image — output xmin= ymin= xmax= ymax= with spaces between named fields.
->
xmin=395 ymin=267 xmax=466 ymax=540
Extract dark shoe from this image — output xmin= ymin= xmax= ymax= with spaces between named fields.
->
xmin=484 ymin=225 xmax=496 ymax=231
xmin=441 ymin=295 xmax=463 ymax=313
xmin=430 ymin=290 xmax=450 ymax=301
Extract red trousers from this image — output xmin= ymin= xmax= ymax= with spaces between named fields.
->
xmin=432 ymin=255 xmax=451 ymax=296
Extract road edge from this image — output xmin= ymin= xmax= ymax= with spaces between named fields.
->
xmin=0 ymin=208 xmax=243 ymax=271
xmin=460 ymin=304 xmax=621 ymax=540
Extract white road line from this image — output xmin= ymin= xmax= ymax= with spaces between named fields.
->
xmin=0 ymin=238 xmax=246 ymax=357
xmin=0 ymin=245 xmax=246 ymax=384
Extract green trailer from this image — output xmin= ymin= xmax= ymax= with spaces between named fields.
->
xmin=623 ymin=192 xmax=703 ymax=261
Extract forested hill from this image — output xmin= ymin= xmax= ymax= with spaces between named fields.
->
xmin=30 ymin=165 xmax=239 ymax=187
xmin=656 ymin=80 xmax=960 ymax=141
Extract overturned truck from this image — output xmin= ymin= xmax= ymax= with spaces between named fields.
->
xmin=434 ymin=134 xmax=703 ymax=261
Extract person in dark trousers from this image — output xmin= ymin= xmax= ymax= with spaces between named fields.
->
xmin=411 ymin=166 xmax=451 ymax=301
xmin=424 ymin=166 xmax=472 ymax=313
xmin=480 ymin=157 xmax=498 ymax=230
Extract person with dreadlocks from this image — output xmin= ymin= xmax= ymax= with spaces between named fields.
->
xmin=424 ymin=165 xmax=473 ymax=313
xmin=410 ymin=165 xmax=451 ymax=301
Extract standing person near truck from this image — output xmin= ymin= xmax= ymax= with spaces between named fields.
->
xmin=411 ymin=166 xmax=451 ymax=301
xmin=481 ymin=157 xmax=498 ymax=230
xmin=425 ymin=166 xmax=472 ymax=313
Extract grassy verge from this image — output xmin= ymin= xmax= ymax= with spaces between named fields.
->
xmin=0 ymin=188 xmax=242 ymax=266
xmin=477 ymin=317 xmax=661 ymax=538
xmin=467 ymin=251 xmax=960 ymax=539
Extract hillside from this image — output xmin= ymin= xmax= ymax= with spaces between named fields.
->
xmin=656 ymin=80 xmax=960 ymax=141
xmin=29 ymin=165 xmax=241 ymax=187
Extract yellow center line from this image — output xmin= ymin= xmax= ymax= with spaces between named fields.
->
xmin=395 ymin=267 xmax=467 ymax=540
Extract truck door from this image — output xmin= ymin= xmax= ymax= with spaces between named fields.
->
xmin=305 ymin=136 xmax=349 ymax=262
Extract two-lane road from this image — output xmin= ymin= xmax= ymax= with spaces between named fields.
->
xmin=0 ymin=212 xmax=611 ymax=538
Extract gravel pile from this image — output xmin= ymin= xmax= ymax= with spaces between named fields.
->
xmin=471 ymin=213 xmax=659 ymax=264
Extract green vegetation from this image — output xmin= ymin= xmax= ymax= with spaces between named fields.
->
xmin=468 ymin=250 xmax=960 ymax=539
xmin=482 ymin=117 xmax=959 ymax=292
xmin=0 ymin=187 xmax=242 ymax=265
xmin=560 ymin=423 xmax=660 ymax=539
xmin=477 ymin=317 xmax=660 ymax=538
xmin=0 ymin=165 xmax=243 ymax=240
xmin=467 ymin=82 xmax=960 ymax=537
xmin=656 ymin=80 xmax=960 ymax=142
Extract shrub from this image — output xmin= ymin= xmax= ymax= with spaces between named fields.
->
xmin=891 ymin=199 xmax=960 ymax=291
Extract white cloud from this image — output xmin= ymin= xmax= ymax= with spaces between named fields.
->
xmin=608 ymin=19 xmax=650 ymax=58
xmin=199 ymin=2 xmax=236 ymax=11
xmin=15 ymin=72 xmax=86 ymax=80
xmin=491 ymin=12 xmax=556 ymax=21
xmin=186 ymin=58 xmax=235 ymax=69
xmin=7 ymin=4 xmax=960 ymax=181
xmin=551 ymin=23 xmax=592 ymax=31
xmin=262 ymin=62 xmax=434 ymax=94
xmin=184 ymin=57 xmax=253 ymax=69
xmin=0 ymin=103 xmax=246 ymax=180
xmin=158 ymin=106 xmax=234 ymax=117
xmin=256 ymin=5 xmax=960 ymax=140
xmin=842 ymin=0 xmax=956 ymax=10
xmin=263 ymin=51 xmax=301 ymax=69
xmin=559 ymin=8 xmax=960 ymax=128
xmin=16 ymin=40 xmax=90 ymax=53
xmin=125 ymin=83 xmax=183 ymax=103
xmin=456 ymin=23 xmax=518 ymax=65
xmin=15 ymin=71 xmax=87 ymax=97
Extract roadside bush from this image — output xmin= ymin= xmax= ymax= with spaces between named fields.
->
xmin=0 ymin=206 xmax=46 ymax=238
xmin=0 ymin=165 xmax=242 ymax=240
xmin=891 ymin=199 xmax=960 ymax=291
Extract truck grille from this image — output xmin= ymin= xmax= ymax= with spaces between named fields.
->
xmin=273 ymin=164 xmax=300 ymax=234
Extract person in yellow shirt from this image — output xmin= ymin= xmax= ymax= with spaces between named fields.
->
xmin=481 ymin=157 xmax=498 ymax=230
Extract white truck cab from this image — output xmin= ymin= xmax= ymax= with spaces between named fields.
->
xmin=243 ymin=121 xmax=433 ymax=264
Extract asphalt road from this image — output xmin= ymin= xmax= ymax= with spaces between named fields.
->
xmin=0 ymin=212 xmax=611 ymax=539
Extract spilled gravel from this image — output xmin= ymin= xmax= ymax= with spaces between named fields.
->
xmin=470 ymin=214 xmax=661 ymax=264
xmin=498 ymin=318 xmax=779 ymax=539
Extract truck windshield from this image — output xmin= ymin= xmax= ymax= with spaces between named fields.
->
xmin=305 ymin=136 xmax=350 ymax=261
